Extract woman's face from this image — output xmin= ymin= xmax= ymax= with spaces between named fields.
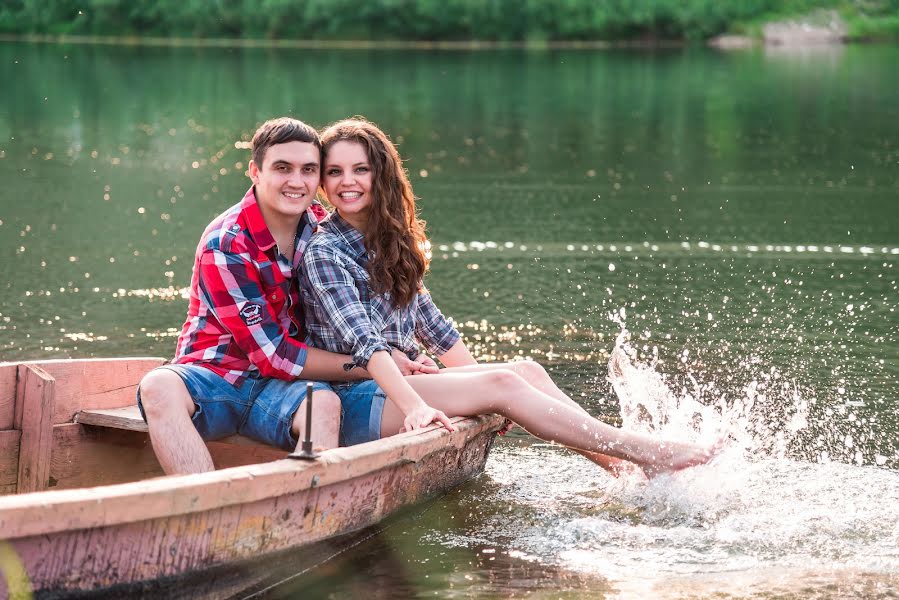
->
xmin=323 ymin=140 xmax=374 ymax=227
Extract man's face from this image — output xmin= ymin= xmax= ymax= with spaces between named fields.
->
xmin=249 ymin=141 xmax=320 ymax=224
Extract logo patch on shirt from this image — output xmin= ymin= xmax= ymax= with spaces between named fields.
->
xmin=239 ymin=303 xmax=264 ymax=326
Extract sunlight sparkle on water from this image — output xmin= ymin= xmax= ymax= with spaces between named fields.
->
xmin=449 ymin=327 xmax=899 ymax=597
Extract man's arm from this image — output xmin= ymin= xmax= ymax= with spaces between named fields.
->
xmin=302 ymin=347 xmax=368 ymax=381
xmin=435 ymin=339 xmax=478 ymax=367
xmin=199 ymin=247 xmax=371 ymax=381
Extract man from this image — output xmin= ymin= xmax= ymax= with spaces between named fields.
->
xmin=138 ymin=117 xmax=433 ymax=475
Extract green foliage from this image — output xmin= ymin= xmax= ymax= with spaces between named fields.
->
xmin=847 ymin=12 xmax=899 ymax=39
xmin=0 ymin=0 xmax=896 ymax=40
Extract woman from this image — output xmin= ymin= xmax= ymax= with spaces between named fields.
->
xmin=301 ymin=117 xmax=719 ymax=477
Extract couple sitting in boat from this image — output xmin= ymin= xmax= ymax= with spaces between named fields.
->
xmin=137 ymin=116 xmax=718 ymax=478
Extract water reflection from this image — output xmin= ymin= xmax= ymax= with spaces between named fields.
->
xmin=265 ymin=328 xmax=899 ymax=597
xmin=1 ymin=40 xmax=898 ymax=597
xmin=262 ymin=475 xmax=617 ymax=599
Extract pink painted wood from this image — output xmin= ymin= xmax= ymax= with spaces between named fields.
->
xmin=0 ymin=357 xmax=166 ymax=426
xmin=0 ymin=413 xmax=503 ymax=596
xmin=0 ymin=430 xmax=21 ymax=495
xmin=0 ymin=357 xmax=503 ymax=594
xmin=0 ymin=364 xmax=15 ymax=430
xmin=15 ymin=365 xmax=55 ymax=493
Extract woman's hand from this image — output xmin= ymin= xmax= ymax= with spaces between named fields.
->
xmin=391 ymin=348 xmax=439 ymax=375
xmin=400 ymin=403 xmax=456 ymax=433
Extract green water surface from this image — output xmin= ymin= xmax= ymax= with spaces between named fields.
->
xmin=1 ymin=41 xmax=897 ymax=597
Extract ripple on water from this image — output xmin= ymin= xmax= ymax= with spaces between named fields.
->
xmin=434 ymin=327 xmax=899 ymax=598
xmin=475 ymin=442 xmax=899 ymax=598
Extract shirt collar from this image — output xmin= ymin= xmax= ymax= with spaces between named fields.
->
xmin=240 ymin=186 xmax=325 ymax=251
xmin=323 ymin=211 xmax=366 ymax=255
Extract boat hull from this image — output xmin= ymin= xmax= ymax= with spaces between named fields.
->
xmin=0 ymin=414 xmax=502 ymax=597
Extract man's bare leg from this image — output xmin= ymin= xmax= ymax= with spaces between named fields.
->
xmin=139 ymin=369 xmax=214 ymax=475
xmin=441 ymin=361 xmax=643 ymax=476
xmin=290 ymin=390 xmax=341 ymax=451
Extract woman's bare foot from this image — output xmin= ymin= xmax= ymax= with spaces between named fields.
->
xmin=640 ymin=436 xmax=725 ymax=478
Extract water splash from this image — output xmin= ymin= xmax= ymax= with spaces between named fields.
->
xmin=457 ymin=436 xmax=899 ymax=598
xmin=607 ymin=323 xmax=814 ymax=462
xmin=426 ymin=319 xmax=899 ymax=597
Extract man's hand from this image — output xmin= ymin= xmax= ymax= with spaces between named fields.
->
xmin=414 ymin=353 xmax=439 ymax=371
xmin=400 ymin=403 xmax=456 ymax=433
xmin=391 ymin=348 xmax=439 ymax=375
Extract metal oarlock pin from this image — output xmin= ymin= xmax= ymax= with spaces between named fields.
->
xmin=289 ymin=383 xmax=320 ymax=460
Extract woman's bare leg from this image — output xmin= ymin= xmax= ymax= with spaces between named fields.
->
xmin=380 ymin=369 xmax=716 ymax=476
xmin=440 ymin=361 xmax=641 ymax=476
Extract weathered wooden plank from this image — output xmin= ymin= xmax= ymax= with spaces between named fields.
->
xmin=0 ymin=414 xmax=503 ymax=540
xmin=37 ymin=357 xmax=166 ymax=423
xmin=207 ymin=440 xmax=285 ymax=467
xmin=3 ymin=416 xmax=500 ymax=595
xmin=75 ymin=405 xmax=280 ymax=449
xmin=0 ymin=357 xmax=165 ymax=424
xmin=16 ymin=365 xmax=55 ymax=493
xmin=48 ymin=423 xmax=287 ymax=491
xmin=0 ymin=430 xmax=22 ymax=495
xmin=75 ymin=406 xmax=149 ymax=432
xmin=50 ymin=423 xmax=164 ymax=491
xmin=0 ymin=364 xmax=15 ymax=430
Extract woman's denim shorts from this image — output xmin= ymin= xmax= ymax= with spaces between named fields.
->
xmin=331 ymin=379 xmax=387 ymax=447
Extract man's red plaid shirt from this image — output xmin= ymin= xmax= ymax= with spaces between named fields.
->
xmin=173 ymin=186 xmax=328 ymax=386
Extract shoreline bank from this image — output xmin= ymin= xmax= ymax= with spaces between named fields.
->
xmin=1 ymin=31 xmax=895 ymax=51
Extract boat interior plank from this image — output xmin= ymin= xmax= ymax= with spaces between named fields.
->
xmin=76 ymin=404 xmax=284 ymax=449
xmin=0 ymin=430 xmax=22 ymax=495
xmin=46 ymin=357 xmax=165 ymax=423
xmin=16 ymin=365 xmax=55 ymax=494
xmin=14 ymin=357 xmax=165 ymax=424
xmin=207 ymin=440 xmax=286 ymax=468
xmin=50 ymin=423 xmax=164 ymax=490
xmin=48 ymin=422 xmax=286 ymax=491
xmin=75 ymin=405 xmax=149 ymax=432
xmin=0 ymin=364 xmax=16 ymax=430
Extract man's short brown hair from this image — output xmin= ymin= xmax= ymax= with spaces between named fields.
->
xmin=251 ymin=117 xmax=321 ymax=167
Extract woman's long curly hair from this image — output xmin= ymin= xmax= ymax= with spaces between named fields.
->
xmin=320 ymin=118 xmax=429 ymax=309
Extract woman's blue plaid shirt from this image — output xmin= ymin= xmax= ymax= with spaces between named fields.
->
xmin=300 ymin=211 xmax=460 ymax=371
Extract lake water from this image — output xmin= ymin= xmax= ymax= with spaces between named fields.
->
xmin=1 ymin=41 xmax=898 ymax=598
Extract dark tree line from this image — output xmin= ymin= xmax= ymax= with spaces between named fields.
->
xmin=1 ymin=0 xmax=897 ymax=41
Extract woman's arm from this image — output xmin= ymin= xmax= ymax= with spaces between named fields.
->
xmin=367 ymin=351 xmax=456 ymax=432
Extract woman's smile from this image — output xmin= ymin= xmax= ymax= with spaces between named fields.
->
xmin=323 ymin=140 xmax=374 ymax=229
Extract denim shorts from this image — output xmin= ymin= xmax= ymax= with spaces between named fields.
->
xmin=332 ymin=379 xmax=387 ymax=447
xmin=136 ymin=364 xmax=333 ymax=451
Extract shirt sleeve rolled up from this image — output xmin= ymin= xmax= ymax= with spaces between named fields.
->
xmin=414 ymin=290 xmax=461 ymax=356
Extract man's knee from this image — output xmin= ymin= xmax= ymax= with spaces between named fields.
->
xmin=314 ymin=390 xmax=342 ymax=417
xmin=139 ymin=369 xmax=195 ymax=419
xmin=291 ymin=390 xmax=341 ymax=434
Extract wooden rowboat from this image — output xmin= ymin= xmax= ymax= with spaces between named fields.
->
xmin=0 ymin=358 xmax=504 ymax=598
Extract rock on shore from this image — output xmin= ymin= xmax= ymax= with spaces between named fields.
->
xmin=762 ymin=10 xmax=847 ymax=45
xmin=709 ymin=10 xmax=849 ymax=49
